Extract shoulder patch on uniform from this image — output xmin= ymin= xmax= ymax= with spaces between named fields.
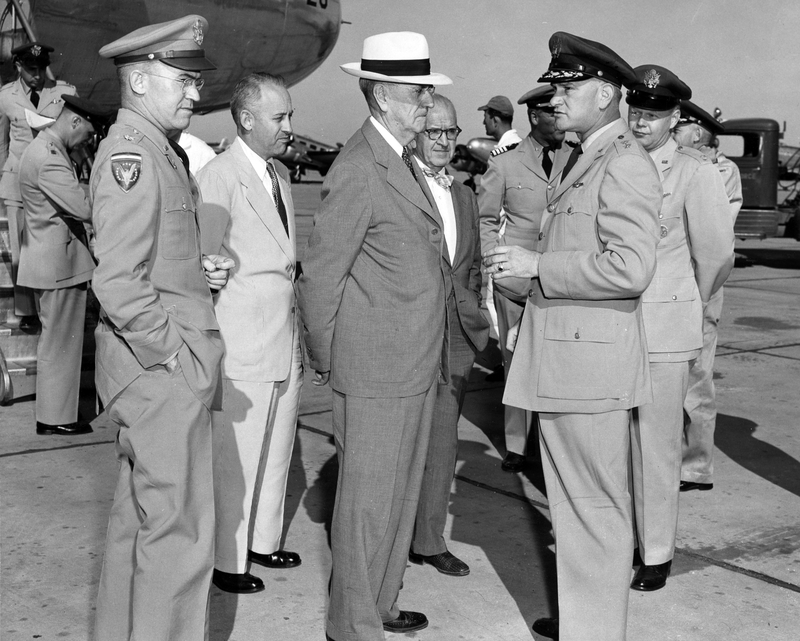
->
xmin=490 ymin=142 xmax=519 ymax=157
xmin=111 ymin=153 xmax=142 ymax=192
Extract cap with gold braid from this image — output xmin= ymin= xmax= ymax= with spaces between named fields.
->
xmin=99 ymin=15 xmax=215 ymax=71
xmin=538 ymin=31 xmax=635 ymax=88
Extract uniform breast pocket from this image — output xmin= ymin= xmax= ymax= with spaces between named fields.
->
xmin=504 ymin=183 xmax=537 ymax=212
xmin=551 ymin=207 xmax=595 ymax=251
xmin=161 ymin=187 xmax=199 ymax=260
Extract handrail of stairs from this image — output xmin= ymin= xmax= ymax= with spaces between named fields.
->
xmin=0 ymin=344 xmax=12 ymax=404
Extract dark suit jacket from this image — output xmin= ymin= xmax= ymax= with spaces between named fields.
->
xmin=298 ymin=118 xmax=447 ymax=398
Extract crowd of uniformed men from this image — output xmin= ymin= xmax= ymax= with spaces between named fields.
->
xmin=0 ymin=13 xmax=741 ymax=641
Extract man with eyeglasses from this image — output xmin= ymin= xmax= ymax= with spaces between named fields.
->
xmin=0 ymin=41 xmax=76 ymax=329
xmin=91 ymin=15 xmax=234 ymax=641
xmin=478 ymin=85 xmax=572 ymax=474
xmin=408 ymin=94 xmax=489 ymax=579
xmin=298 ymin=31 xmax=452 ymax=641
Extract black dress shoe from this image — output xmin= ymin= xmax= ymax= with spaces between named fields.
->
xmin=212 ymin=569 xmax=265 ymax=594
xmin=532 ymin=617 xmax=559 ymax=639
xmin=248 ymin=549 xmax=301 ymax=568
xmin=409 ymin=550 xmax=470 ymax=576
xmin=501 ymin=452 xmax=526 ymax=473
xmin=680 ymin=480 xmax=713 ymax=492
xmin=36 ymin=421 xmax=93 ymax=436
xmin=630 ymin=559 xmax=672 ymax=591
xmin=383 ymin=611 xmax=428 ymax=633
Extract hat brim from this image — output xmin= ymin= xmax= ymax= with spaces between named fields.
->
xmin=161 ymin=56 xmax=216 ymax=72
xmin=341 ymin=63 xmax=451 ymax=85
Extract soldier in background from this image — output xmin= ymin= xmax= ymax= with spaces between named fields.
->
xmin=17 ymin=95 xmax=107 ymax=437
xmin=0 ymin=42 xmax=76 ymax=328
xmin=477 ymin=85 xmax=570 ymax=473
xmin=673 ymin=100 xmax=743 ymax=492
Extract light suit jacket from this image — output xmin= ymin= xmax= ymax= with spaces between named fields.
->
xmin=642 ymin=138 xmax=734 ymax=361
xmin=298 ymin=118 xmax=448 ymax=398
xmin=503 ymin=119 xmax=662 ymax=414
xmin=17 ymin=129 xmax=94 ymax=289
xmin=197 ymin=138 xmax=298 ymax=382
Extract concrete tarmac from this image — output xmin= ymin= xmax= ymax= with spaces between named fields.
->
xmin=2 ymin=181 xmax=800 ymax=640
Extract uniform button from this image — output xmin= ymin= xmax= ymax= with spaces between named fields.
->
xmin=538 ymin=232 xmax=544 ymax=240
xmin=547 ymin=184 xmax=554 ymax=190
xmin=575 ymin=331 xmax=580 ymax=339
xmin=658 ymin=213 xmax=663 ymax=219
xmin=182 ymin=203 xmax=187 ymax=210
xmin=547 ymin=204 xmax=555 ymax=212
xmin=567 ymin=206 xmax=573 ymax=213
xmin=528 ymin=289 xmax=534 ymax=297
xmin=672 ymin=295 xmax=677 ymax=300
xmin=432 ymin=228 xmax=439 ymax=235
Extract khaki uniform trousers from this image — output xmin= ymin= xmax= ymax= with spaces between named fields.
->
xmin=212 ymin=338 xmax=303 ymax=572
xmin=94 ymin=365 xmax=214 ymax=641
xmin=327 ymin=379 xmax=437 ymax=641
xmin=631 ymin=361 xmax=690 ymax=565
xmin=495 ymin=292 xmax=534 ymax=456
xmin=33 ymin=284 xmax=87 ymax=424
xmin=539 ymin=410 xmax=633 ymax=641
xmin=4 ymin=201 xmax=36 ymax=316
xmin=682 ymin=288 xmax=724 ymax=484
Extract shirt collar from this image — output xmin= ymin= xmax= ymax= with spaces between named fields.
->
xmin=370 ymin=116 xmax=405 ymax=157
xmin=238 ymin=136 xmax=271 ymax=176
xmin=582 ymin=118 xmax=624 ymax=152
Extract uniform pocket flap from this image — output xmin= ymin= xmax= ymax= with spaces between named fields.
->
xmin=642 ymin=277 xmax=697 ymax=303
xmin=543 ymin=306 xmax=617 ymax=343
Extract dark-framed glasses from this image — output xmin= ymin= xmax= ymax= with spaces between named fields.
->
xmin=144 ymin=72 xmax=205 ymax=92
xmin=423 ymin=126 xmax=462 ymax=141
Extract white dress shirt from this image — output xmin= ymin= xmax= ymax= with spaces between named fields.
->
xmin=238 ymin=136 xmax=280 ymax=208
xmin=416 ymin=157 xmax=457 ymax=264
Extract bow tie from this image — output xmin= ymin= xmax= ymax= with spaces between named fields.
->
xmin=421 ymin=166 xmax=454 ymax=190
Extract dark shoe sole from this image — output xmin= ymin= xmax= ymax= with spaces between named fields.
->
xmin=680 ymin=481 xmax=713 ymax=492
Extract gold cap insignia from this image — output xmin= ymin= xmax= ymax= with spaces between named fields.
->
xmin=193 ymin=20 xmax=204 ymax=46
xmin=644 ymin=69 xmax=661 ymax=89
xmin=31 ymin=45 xmax=41 ymax=57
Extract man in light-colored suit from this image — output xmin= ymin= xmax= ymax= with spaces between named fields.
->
xmin=17 ymin=95 xmax=106 ymax=436
xmin=197 ymin=73 xmax=303 ymax=595
xmin=673 ymin=100 xmax=743 ymax=493
xmin=91 ymin=17 xmax=234 ymax=640
xmin=478 ymin=85 xmax=570 ymax=473
xmin=0 ymin=42 xmax=76 ymax=325
xmin=626 ymin=66 xmax=735 ymax=592
xmin=408 ymin=95 xmax=489 ymax=577
xmin=298 ymin=32 xmax=452 ymax=641
xmin=484 ymin=32 xmax=661 ymax=641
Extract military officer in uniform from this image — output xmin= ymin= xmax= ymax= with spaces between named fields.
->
xmin=17 ymin=95 xmax=107 ymax=436
xmin=477 ymin=85 xmax=570 ymax=473
xmin=484 ymin=32 xmax=661 ymax=640
xmin=673 ymin=100 xmax=742 ymax=493
xmin=0 ymin=42 xmax=76 ymax=326
xmin=90 ymin=16 xmax=234 ymax=641
xmin=625 ymin=66 xmax=735 ymax=592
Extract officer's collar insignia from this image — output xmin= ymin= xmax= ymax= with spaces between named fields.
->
xmin=660 ymin=224 xmax=668 ymax=238
xmin=551 ymin=35 xmax=562 ymax=59
xmin=31 ymin=45 xmax=41 ymax=57
xmin=193 ymin=20 xmax=204 ymax=46
xmin=622 ymin=140 xmax=631 ymax=149
xmin=644 ymin=69 xmax=660 ymax=89
xmin=111 ymin=153 xmax=142 ymax=193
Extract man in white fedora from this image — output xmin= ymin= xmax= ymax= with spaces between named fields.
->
xmin=298 ymin=31 xmax=452 ymax=641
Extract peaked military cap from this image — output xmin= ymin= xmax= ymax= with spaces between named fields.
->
xmin=478 ymin=95 xmax=514 ymax=117
xmin=678 ymin=99 xmax=725 ymax=135
xmin=626 ymin=65 xmax=691 ymax=111
xmin=62 ymin=95 xmax=112 ymax=126
xmin=538 ymin=32 xmax=635 ymax=88
xmin=518 ymin=85 xmax=555 ymax=109
xmin=12 ymin=41 xmax=53 ymax=67
xmin=99 ymin=14 xmax=215 ymax=71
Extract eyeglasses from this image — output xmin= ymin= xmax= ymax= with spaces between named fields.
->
xmin=143 ymin=72 xmax=205 ymax=92
xmin=423 ymin=127 xmax=462 ymax=141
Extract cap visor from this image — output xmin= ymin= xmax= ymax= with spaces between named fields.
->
xmin=162 ymin=56 xmax=216 ymax=72
xmin=341 ymin=63 xmax=451 ymax=86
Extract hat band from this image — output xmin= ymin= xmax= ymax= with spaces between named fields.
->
xmin=114 ymin=49 xmax=206 ymax=66
xmin=626 ymin=90 xmax=679 ymax=111
xmin=361 ymin=58 xmax=431 ymax=76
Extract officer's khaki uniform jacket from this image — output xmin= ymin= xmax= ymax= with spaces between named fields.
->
xmin=503 ymin=119 xmax=662 ymax=413
xmin=17 ymin=128 xmax=94 ymax=289
xmin=0 ymin=77 xmax=76 ymax=202
xmin=643 ymin=138 xmax=734 ymax=361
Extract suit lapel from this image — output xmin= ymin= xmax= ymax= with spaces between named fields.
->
xmin=362 ymin=120 xmax=443 ymax=229
xmin=232 ymin=140 xmax=294 ymax=262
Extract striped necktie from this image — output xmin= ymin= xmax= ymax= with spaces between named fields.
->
xmin=265 ymin=162 xmax=290 ymax=238
xmin=402 ymin=146 xmax=416 ymax=178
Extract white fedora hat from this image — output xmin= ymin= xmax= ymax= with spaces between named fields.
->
xmin=341 ymin=31 xmax=452 ymax=85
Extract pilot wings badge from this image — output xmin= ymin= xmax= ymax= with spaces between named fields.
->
xmin=644 ymin=69 xmax=661 ymax=89
xmin=193 ymin=19 xmax=204 ymax=46
xmin=111 ymin=153 xmax=142 ymax=193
